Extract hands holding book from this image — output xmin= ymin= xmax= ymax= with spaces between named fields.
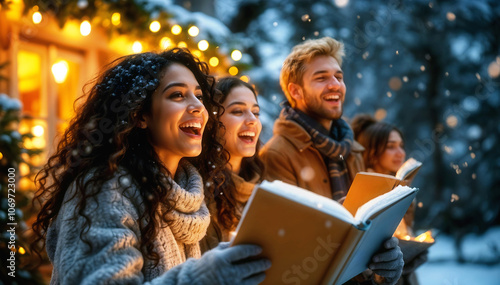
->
xmin=369 ymin=237 xmax=404 ymax=285
xmin=194 ymin=242 xmax=271 ymax=285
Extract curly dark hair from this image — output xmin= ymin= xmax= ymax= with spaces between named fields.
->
xmin=31 ymin=48 xmax=226 ymax=263
xmin=351 ymin=114 xmax=404 ymax=170
xmin=203 ymin=76 xmax=265 ymax=231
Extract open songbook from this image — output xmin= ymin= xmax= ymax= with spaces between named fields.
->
xmin=231 ymin=180 xmax=418 ymax=285
xmin=342 ymin=158 xmax=422 ymax=216
xmin=395 ymin=158 xmax=422 ymax=184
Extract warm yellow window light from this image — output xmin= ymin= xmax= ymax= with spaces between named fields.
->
xmin=32 ymin=11 xmax=42 ymax=24
xmin=160 ymin=37 xmax=173 ymax=49
xmin=32 ymin=125 xmax=44 ymax=137
xmin=111 ymin=12 xmax=121 ymax=26
xmin=198 ymin=40 xmax=209 ymax=51
xmin=150 ymin=21 xmax=161 ymax=33
xmin=231 ymin=50 xmax=242 ymax=61
xmin=188 ymin=26 xmax=199 ymax=37
xmin=171 ymin=25 xmax=182 ymax=35
xmin=80 ymin=20 xmax=91 ymax=36
xmin=177 ymin=41 xmax=187 ymax=48
xmin=209 ymin=57 xmax=219 ymax=67
xmin=51 ymin=60 xmax=69 ymax=84
xmin=132 ymin=41 xmax=143 ymax=53
xmin=228 ymin=66 xmax=238 ymax=76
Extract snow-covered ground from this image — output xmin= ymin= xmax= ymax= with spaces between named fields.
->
xmin=416 ymin=226 xmax=500 ymax=284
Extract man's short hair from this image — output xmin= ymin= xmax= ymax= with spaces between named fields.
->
xmin=280 ymin=37 xmax=345 ymax=108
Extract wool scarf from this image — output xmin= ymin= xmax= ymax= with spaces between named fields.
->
xmin=164 ymin=160 xmax=210 ymax=258
xmin=282 ymin=104 xmax=353 ymax=202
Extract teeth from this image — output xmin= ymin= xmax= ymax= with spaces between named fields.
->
xmin=179 ymin=122 xmax=201 ymax=129
xmin=239 ymin=131 xmax=256 ymax=137
xmin=325 ymin=95 xmax=340 ymax=100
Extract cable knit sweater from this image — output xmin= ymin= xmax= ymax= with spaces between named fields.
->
xmin=46 ymin=161 xmax=210 ymax=285
xmin=199 ymin=171 xmax=260 ymax=253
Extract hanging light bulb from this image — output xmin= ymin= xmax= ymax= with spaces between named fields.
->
xmin=51 ymin=60 xmax=69 ymax=84
xmin=80 ymin=20 xmax=91 ymax=36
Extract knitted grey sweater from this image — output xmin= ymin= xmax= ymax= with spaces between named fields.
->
xmin=46 ymin=162 xmax=210 ymax=285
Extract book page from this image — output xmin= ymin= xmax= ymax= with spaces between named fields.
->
xmin=395 ymin=158 xmax=422 ymax=180
xmin=343 ymin=172 xmax=400 ymax=216
xmin=260 ymin=180 xmax=356 ymax=225
xmin=355 ymin=185 xmax=416 ymax=222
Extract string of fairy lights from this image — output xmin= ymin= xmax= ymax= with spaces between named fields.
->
xmin=26 ymin=2 xmax=250 ymax=83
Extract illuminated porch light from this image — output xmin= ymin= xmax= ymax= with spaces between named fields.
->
xmin=231 ymin=50 xmax=242 ymax=61
xmin=80 ymin=20 xmax=91 ymax=36
xmin=51 ymin=60 xmax=69 ymax=84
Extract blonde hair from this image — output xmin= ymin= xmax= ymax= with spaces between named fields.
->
xmin=280 ymin=37 xmax=345 ymax=108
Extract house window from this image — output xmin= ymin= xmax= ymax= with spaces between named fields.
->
xmin=17 ymin=41 xmax=84 ymax=190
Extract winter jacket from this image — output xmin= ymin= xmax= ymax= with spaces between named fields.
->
xmin=200 ymin=171 xmax=260 ymax=253
xmin=46 ymin=162 xmax=210 ymax=285
xmin=260 ymin=116 xmax=365 ymax=199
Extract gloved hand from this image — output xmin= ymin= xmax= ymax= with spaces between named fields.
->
xmin=193 ymin=242 xmax=271 ymax=285
xmin=369 ymin=237 xmax=404 ymax=285
xmin=402 ymin=249 xmax=428 ymax=275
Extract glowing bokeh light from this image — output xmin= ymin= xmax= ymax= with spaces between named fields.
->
xmin=149 ymin=21 xmax=161 ymax=33
xmin=80 ymin=20 xmax=91 ymax=36
xmin=231 ymin=50 xmax=242 ymax=61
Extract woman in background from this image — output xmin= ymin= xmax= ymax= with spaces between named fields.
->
xmin=31 ymin=49 xmax=270 ymax=284
xmin=200 ymin=77 xmax=264 ymax=252
xmin=351 ymin=114 xmax=427 ymax=285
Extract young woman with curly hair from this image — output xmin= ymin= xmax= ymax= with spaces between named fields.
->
xmin=31 ymin=49 xmax=270 ymax=284
xmin=199 ymin=77 xmax=264 ymax=252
